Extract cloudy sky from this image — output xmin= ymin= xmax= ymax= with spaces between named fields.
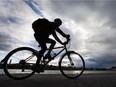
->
xmin=0 ymin=0 xmax=116 ymax=68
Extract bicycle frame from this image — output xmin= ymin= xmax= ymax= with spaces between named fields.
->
xmin=50 ymin=45 xmax=74 ymax=66
xmin=25 ymin=44 xmax=69 ymax=63
xmin=50 ymin=45 xmax=68 ymax=58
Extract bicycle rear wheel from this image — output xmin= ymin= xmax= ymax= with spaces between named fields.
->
xmin=3 ymin=47 xmax=38 ymax=80
xmin=59 ymin=51 xmax=85 ymax=79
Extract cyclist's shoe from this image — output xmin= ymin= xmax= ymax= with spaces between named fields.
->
xmin=43 ymin=54 xmax=54 ymax=62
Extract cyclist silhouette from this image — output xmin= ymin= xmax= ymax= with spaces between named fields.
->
xmin=32 ymin=18 xmax=70 ymax=67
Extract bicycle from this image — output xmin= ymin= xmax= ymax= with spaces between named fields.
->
xmin=3 ymin=38 xmax=85 ymax=80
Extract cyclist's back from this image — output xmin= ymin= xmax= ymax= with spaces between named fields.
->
xmin=32 ymin=18 xmax=54 ymax=38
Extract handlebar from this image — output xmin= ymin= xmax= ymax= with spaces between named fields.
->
xmin=63 ymin=34 xmax=71 ymax=45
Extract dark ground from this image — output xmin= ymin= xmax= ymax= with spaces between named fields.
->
xmin=0 ymin=73 xmax=116 ymax=87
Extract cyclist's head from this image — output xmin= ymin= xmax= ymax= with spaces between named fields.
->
xmin=54 ymin=18 xmax=62 ymax=26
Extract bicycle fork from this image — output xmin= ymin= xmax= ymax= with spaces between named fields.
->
xmin=67 ymin=53 xmax=74 ymax=66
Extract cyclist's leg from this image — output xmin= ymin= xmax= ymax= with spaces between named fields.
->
xmin=37 ymin=41 xmax=47 ymax=63
xmin=45 ymin=38 xmax=56 ymax=57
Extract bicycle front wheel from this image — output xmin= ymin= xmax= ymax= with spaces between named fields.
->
xmin=59 ymin=51 xmax=85 ymax=79
xmin=3 ymin=47 xmax=38 ymax=80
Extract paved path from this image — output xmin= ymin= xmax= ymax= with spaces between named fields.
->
xmin=0 ymin=73 xmax=116 ymax=87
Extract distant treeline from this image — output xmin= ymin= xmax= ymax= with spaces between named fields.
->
xmin=0 ymin=64 xmax=78 ymax=70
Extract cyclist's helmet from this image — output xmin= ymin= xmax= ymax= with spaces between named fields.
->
xmin=54 ymin=18 xmax=62 ymax=26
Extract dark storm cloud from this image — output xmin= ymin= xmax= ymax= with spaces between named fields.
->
xmin=42 ymin=1 xmax=101 ymax=21
xmin=87 ymin=54 xmax=116 ymax=68
xmin=97 ymin=2 xmax=116 ymax=28
xmin=0 ymin=33 xmax=14 ymax=51
xmin=0 ymin=16 xmax=23 ymax=24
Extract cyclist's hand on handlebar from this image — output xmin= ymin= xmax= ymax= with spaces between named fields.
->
xmin=61 ymin=34 xmax=70 ymax=45
xmin=66 ymin=34 xmax=70 ymax=41
xmin=66 ymin=34 xmax=70 ymax=39
xmin=62 ymin=41 xmax=68 ymax=45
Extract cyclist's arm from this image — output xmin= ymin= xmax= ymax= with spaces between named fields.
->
xmin=55 ymin=28 xmax=67 ymax=37
xmin=52 ymin=31 xmax=63 ymax=44
xmin=55 ymin=28 xmax=70 ymax=41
